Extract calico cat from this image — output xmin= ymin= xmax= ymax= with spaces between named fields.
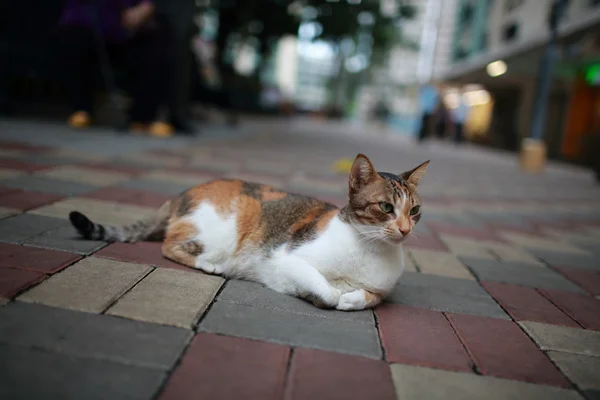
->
xmin=69 ymin=154 xmax=429 ymax=311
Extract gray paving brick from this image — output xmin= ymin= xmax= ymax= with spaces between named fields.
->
xmin=18 ymin=257 xmax=152 ymax=313
xmin=0 ymin=302 xmax=191 ymax=369
xmin=199 ymin=301 xmax=381 ymax=359
xmin=389 ymin=363 xmax=583 ymax=400
xmin=547 ymin=351 xmax=600 ymax=390
xmin=584 ymin=390 xmax=600 ymax=400
xmin=399 ymin=271 xmax=489 ymax=297
xmin=107 ymin=268 xmax=224 ymax=328
xmin=460 ymin=257 xmax=585 ymax=293
xmin=24 ymin=225 xmax=106 ymax=255
xmin=0 ymin=214 xmax=69 ymax=244
xmin=528 ymin=249 xmax=600 ymax=271
xmin=386 ymin=284 xmax=509 ymax=319
xmin=119 ymin=178 xmax=190 ymax=195
xmin=519 ymin=321 xmax=600 ymax=357
xmin=0 ymin=345 xmax=165 ymax=400
xmin=218 ymin=280 xmax=375 ymax=324
xmin=0 ymin=176 xmax=97 ymax=196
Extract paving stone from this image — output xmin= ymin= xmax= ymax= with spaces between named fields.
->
xmin=141 ymin=169 xmax=212 ymax=187
xmin=403 ymin=234 xmax=449 ymax=252
xmin=0 ymin=189 xmax=64 ymax=211
xmin=84 ymin=161 xmax=146 ymax=175
xmin=199 ymin=301 xmax=381 ymax=359
xmin=188 ymin=156 xmax=240 ymax=173
xmin=499 ymin=231 xmax=590 ymax=255
xmin=461 ymin=257 xmax=585 ymax=293
xmin=35 ymin=165 xmax=132 ymax=186
xmin=159 ymin=333 xmax=289 ymax=400
xmin=389 ymin=364 xmax=583 ymax=400
xmin=0 ymin=176 xmax=97 ymax=196
xmin=519 ymin=321 xmax=600 ymax=357
xmin=387 ymin=273 xmax=509 ymax=319
xmin=108 ymin=268 xmax=224 ymax=328
xmin=0 ymin=297 xmax=8 ymax=306
xmin=0 ymin=213 xmax=69 ymax=244
xmin=0 ymin=159 xmax=50 ymax=172
xmin=531 ymin=249 xmax=600 ymax=271
xmin=540 ymin=290 xmax=600 ymax=330
xmin=0 ymin=206 xmax=18 ymax=219
xmin=0 ymin=242 xmax=81 ymax=273
xmin=482 ymin=282 xmax=578 ymax=327
xmin=547 ymin=352 xmax=600 ymax=390
xmin=96 ymin=241 xmax=186 ymax=270
xmin=485 ymin=242 xmax=545 ymax=265
xmin=119 ymin=178 xmax=191 ymax=195
xmin=218 ymin=279 xmax=374 ymax=324
xmin=31 ymin=197 xmax=153 ymax=226
xmin=24 ymin=225 xmax=107 ymax=255
xmin=288 ymin=348 xmax=396 ymax=400
xmin=554 ymin=267 xmax=600 ymax=296
xmin=438 ymin=235 xmax=495 ymax=259
xmin=427 ymin=223 xmax=501 ymax=241
xmin=0 ymin=168 xmax=25 ymax=179
xmin=0 ymin=346 xmax=166 ymax=400
xmin=404 ymin=250 xmax=418 ymax=272
xmin=227 ymin=172 xmax=285 ymax=188
xmin=19 ymin=257 xmax=152 ymax=313
xmin=0 ymin=302 xmax=191 ymax=369
xmin=83 ymin=186 xmax=171 ymax=208
xmin=409 ymin=249 xmax=475 ymax=280
xmin=377 ymin=304 xmax=472 ymax=371
xmin=0 ymin=268 xmax=45 ymax=297
xmin=447 ymin=313 xmax=570 ymax=387
xmin=584 ymin=390 xmax=600 ymax=400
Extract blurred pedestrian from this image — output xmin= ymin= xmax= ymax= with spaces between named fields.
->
xmin=58 ymin=0 xmax=173 ymax=137
xmin=451 ymin=96 xmax=470 ymax=144
xmin=417 ymin=84 xmax=440 ymax=142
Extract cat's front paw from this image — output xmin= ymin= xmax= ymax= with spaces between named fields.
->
xmin=336 ymin=290 xmax=367 ymax=311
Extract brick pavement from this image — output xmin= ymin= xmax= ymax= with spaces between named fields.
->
xmin=0 ymin=118 xmax=599 ymax=399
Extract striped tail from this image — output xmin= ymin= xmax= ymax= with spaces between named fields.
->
xmin=69 ymin=201 xmax=171 ymax=243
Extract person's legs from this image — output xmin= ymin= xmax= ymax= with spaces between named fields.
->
xmin=125 ymin=22 xmax=170 ymax=134
xmin=418 ymin=113 xmax=430 ymax=142
xmin=455 ymin=122 xmax=464 ymax=143
xmin=58 ymin=26 xmax=96 ymax=126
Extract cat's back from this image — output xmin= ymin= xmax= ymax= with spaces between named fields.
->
xmin=176 ymin=179 xmax=339 ymax=253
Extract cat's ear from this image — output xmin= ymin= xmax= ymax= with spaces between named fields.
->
xmin=349 ymin=153 xmax=378 ymax=190
xmin=400 ymin=160 xmax=430 ymax=186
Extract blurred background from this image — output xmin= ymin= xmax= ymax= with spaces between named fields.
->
xmin=1 ymin=0 xmax=599 ymax=169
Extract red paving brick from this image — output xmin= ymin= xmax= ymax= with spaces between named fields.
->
xmin=447 ymin=313 xmax=570 ymax=387
xmin=0 ymin=268 xmax=45 ymax=297
xmin=540 ymin=289 xmax=600 ymax=330
xmin=286 ymin=348 xmax=396 ymax=400
xmin=403 ymin=234 xmax=449 ymax=251
xmin=0 ymin=140 xmax=52 ymax=152
xmin=0 ymin=159 xmax=50 ymax=172
xmin=0 ymin=188 xmax=20 ymax=197
xmin=376 ymin=304 xmax=472 ymax=372
xmin=553 ymin=267 xmax=600 ymax=296
xmin=83 ymin=187 xmax=170 ymax=208
xmin=83 ymin=162 xmax=145 ymax=175
xmin=482 ymin=282 xmax=579 ymax=327
xmin=159 ymin=333 xmax=289 ymax=400
xmin=0 ymin=190 xmax=64 ymax=211
xmin=0 ymin=243 xmax=81 ymax=274
xmin=95 ymin=241 xmax=189 ymax=270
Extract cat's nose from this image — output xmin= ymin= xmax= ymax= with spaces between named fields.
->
xmin=399 ymin=228 xmax=410 ymax=236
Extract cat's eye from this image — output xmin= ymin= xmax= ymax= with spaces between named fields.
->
xmin=379 ymin=202 xmax=394 ymax=213
xmin=409 ymin=205 xmax=420 ymax=216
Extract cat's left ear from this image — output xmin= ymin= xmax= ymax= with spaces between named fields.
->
xmin=400 ymin=160 xmax=430 ymax=186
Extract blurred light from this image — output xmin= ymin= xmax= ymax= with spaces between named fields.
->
xmin=345 ymin=54 xmax=368 ymax=73
xmin=326 ymin=0 xmax=340 ymax=2
xmin=303 ymin=6 xmax=319 ymax=19
xmin=248 ymin=21 xmax=263 ymax=34
xmin=486 ymin=60 xmax=507 ymax=77
xmin=444 ymin=92 xmax=460 ymax=109
xmin=287 ymin=2 xmax=303 ymax=16
xmin=340 ymin=37 xmax=356 ymax=55
xmin=357 ymin=11 xmax=375 ymax=25
xmin=348 ymin=0 xmax=362 ymax=4
xmin=298 ymin=22 xmax=323 ymax=40
xmin=462 ymin=90 xmax=491 ymax=106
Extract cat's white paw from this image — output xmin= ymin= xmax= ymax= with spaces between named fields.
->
xmin=195 ymin=261 xmax=223 ymax=275
xmin=336 ymin=290 xmax=366 ymax=311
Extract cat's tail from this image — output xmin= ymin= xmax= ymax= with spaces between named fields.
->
xmin=69 ymin=201 xmax=172 ymax=243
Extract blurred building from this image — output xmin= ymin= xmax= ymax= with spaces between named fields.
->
xmin=440 ymin=0 xmax=600 ymax=161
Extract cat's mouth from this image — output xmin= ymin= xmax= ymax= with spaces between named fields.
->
xmin=387 ymin=236 xmax=406 ymax=245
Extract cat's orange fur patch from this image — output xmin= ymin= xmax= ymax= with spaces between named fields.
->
xmin=364 ymin=290 xmax=382 ymax=308
xmin=186 ymin=179 xmax=243 ymax=214
xmin=235 ymin=195 xmax=264 ymax=253
xmin=315 ymin=209 xmax=339 ymax=232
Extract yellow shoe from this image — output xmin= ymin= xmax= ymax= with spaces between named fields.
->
xmin=148 ymin=121 xmax=174 ymax=138
xmin=67 ymin=111 xmax=90 ymax=128
xmin=130 ymin=122 xmax=148 ymax=135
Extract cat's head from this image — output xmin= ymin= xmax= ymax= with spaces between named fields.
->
xmin=344 ymin=154 xmax=429 ymax=245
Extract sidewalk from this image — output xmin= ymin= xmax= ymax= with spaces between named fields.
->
xmin=0 ymin=118 xmax=599 ymax=400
